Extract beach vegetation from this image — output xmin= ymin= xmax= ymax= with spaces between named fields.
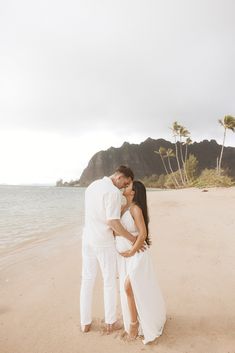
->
xmin=170 ymin=121 xmax=185 ymax=185
xmin=154 ymin=147 xmax=178 ymax=188
xmin=185 ymin=154 xmax=199 ymax=182
xmin=152 ymin=117 xmax=235 ymax=188
xmin=217 ymin=115 xmax=235 ymax=174
xmin=194 ymin=169 xmax=235 ymax=188
xmin=154 ymin=122 xmax=194 ymax=188
xmin=142 ymin=174 xmax=166 ymax=188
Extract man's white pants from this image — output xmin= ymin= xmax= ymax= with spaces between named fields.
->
xmin=80 ymin=241 xmax=117 ymax=325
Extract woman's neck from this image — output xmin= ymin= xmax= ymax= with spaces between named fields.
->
xmin=125 ymin=196 xmax=133 ymax=207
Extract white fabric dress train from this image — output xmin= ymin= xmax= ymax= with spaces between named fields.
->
xmin=116 ymin=209 xmax=166 ymax=344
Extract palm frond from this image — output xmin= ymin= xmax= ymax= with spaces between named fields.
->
xmin=219 ymin=115 xmax=235 ymax=129
xmin=218 ymin=119 xmax=224 ymax=127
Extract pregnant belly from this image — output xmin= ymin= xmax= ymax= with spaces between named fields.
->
xmin=115 ymin=235 xmax=137 ymax=252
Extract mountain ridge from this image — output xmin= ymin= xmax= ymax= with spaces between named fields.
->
xmin=78 ymin=138 xmax=235 ymax=186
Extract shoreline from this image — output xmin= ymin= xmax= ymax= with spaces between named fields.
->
xmin=0 ymin=188 xmax=168 ymax=258
xmin=0 ymin=187 xmax=235 ymax=353
xmin=0 ymin=223 xmax=81 ymax=259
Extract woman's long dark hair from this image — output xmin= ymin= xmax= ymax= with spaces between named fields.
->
xmin=132 ymin=181 xmax=151 ymax=246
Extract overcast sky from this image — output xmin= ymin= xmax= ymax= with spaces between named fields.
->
xmin=0 ymin=0 xmax=235 ymax=184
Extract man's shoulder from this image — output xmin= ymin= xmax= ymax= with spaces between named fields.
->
xmin=86 ymin=177 xmax=116 ymax=193
xmin=103 ymin=178 xmax=120 ymax=194
xmin=86 ymin=178 xmax=103 ymax=189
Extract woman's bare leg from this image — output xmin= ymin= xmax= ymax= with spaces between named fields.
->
xmin=124 ymin=277 xmax=139 ymax=338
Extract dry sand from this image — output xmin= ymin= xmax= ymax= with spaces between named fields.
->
xmin=0 ymin=187 xmax=235 ymax=353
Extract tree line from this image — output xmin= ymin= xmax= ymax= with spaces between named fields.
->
xmin=151 ymin=115 xmax=235 ymax=188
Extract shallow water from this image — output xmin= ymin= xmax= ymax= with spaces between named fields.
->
xmin=0 ymin=185 xmax=85 ymax=251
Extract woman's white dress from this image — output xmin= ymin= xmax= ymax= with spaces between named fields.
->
xmin=115 ymin=209 xmax=166 ymax=344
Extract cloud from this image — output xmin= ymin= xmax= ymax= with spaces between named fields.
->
xmin=0 ymin=1 xmax=235 ymax=183
xmin=0 ymin=0 xmax=235 ymax=136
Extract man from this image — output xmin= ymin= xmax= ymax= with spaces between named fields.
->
xmin=80 ymin=165 xmax=137 ymax=333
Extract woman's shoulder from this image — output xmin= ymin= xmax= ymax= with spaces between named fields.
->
xmin=129 ymin=203 xmax=143 ymax=217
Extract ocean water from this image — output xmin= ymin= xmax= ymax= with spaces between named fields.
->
xmin=0 ymin=185 xmax=85 ymax=252
xmin=0 ymin=185 xmax=162 ymax=253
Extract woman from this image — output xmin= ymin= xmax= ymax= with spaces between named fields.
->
xmin=115 ymin=180 xmax=166 ymax=344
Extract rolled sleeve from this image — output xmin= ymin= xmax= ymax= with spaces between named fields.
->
xmin=104 ymin=191 xmax=121 ymax=220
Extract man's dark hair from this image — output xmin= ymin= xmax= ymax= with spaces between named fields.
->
xmin=115 ymin=165 xmax=134 ymax=180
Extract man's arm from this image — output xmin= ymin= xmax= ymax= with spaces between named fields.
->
xmin=107 ymin=219 xmax=136 ymax=243
xmin=119 ymin=205 xmax=147 ymax=256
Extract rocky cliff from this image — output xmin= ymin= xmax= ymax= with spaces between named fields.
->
xmin=78 ymin=138 xmax=235 ymax=186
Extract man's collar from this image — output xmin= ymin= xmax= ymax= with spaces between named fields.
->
xmin=103 ymin=176 xmax=112 ymax=183
xmin=103 ymin=176 xmax=116 ymax=188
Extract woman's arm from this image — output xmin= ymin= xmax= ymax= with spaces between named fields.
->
xmin=120 ymin=205 xmax=147 ymax=257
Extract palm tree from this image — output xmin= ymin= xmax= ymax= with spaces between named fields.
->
xmin=154 ymin=147 xmax=169 ymax=176
xmin=171 ymin=121 xmax=185 ymax=185
xmin=154 ymin=147 xmax=177 ymax=188
xmin=218 ymin=115 xmax=235 ymax=174
xmin=179 ymin=125 xmax=190 ymax=183
xmin=166 ymin=148 xmax=180 ymax=188
xmin=183 ymin=137 xmax=192 ymax=183
xmin=216 ymin=157 xmax=219 ymax=173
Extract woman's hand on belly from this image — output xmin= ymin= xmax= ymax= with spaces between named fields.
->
xmin=119 ymin=248 xmax=136 ymax=257
xmin=118 ymin=241 xmax=147 ymax=257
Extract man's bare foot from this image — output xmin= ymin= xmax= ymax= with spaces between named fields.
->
xmin=105 ymin=320 xmax=123 ymax=334
xmin=81 ymin=323 xmax=91 ymax=333
xmin=128 ymin=320 xmax=139 ymax=339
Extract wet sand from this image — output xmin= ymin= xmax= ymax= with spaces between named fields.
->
xmin=0 ymin=187 xmax=235 ymax=353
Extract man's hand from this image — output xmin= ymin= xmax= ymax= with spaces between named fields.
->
xmin=108 ymin=219 xmax=136 ymax=243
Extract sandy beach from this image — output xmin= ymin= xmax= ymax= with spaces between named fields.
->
xmin=0 ymin=187 xmax=235 ymax=353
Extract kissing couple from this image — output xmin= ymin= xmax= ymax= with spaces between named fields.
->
xmin=80 ymin=165 xmax=166 ymax=344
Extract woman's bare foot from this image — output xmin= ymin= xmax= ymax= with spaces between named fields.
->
xmin=129 ymin=320 xmax=139 ymax=339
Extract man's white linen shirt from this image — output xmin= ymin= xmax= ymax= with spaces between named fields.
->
xmin=83 ymin=176 xmax=122 ymax=247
